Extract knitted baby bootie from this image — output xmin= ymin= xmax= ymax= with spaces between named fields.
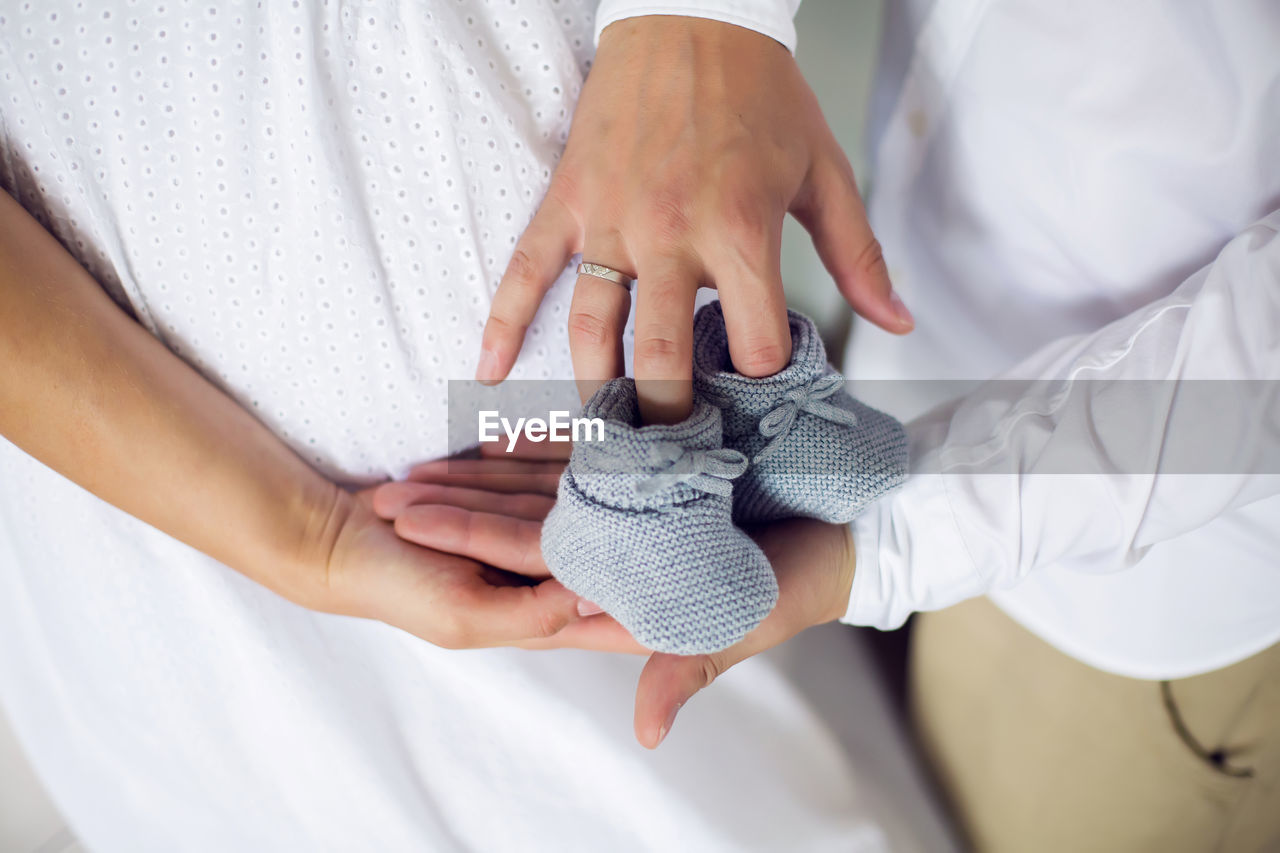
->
xmin=541 ymin=377 xmax=778 ymax=655
xmin=692 ymin=300 xmax=908 ymax=525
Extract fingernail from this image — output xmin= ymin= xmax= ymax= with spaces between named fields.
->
xmin=576 ymin=599 xmax=604 ymax=617
xmin=889 ymin=290 xmax=914 ymax=329
xmin=475 ymin=348 xmax=501 ymax=384
xmin=655 ymin=703 xmax=681 ymax=748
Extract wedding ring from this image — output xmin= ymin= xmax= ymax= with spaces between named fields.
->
xmin=577 ymin=262 xmax=634 ymax=292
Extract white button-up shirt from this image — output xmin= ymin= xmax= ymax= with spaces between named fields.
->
xmin=617 ymin=0 xmax=1280 ymax=679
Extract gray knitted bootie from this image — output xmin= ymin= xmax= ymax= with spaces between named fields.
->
xmin=541 ymin=378 xmax=778 ymax=655
xmin=692 ymin=300 xmax=908 ymax=525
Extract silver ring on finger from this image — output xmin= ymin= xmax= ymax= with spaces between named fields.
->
xmin=577 ymin=262 xmax=635 ymax=292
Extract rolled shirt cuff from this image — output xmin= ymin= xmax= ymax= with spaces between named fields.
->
xmin=593 ymin=1 xmax=800 ymax=53
xmin=841 ymin=473 xmax=988 ymax=630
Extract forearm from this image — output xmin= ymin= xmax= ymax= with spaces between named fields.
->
xmin=845 ymin=210 xmax=1280 ymax=629
xmin=0 ymin=190 xmax=340 ymax=607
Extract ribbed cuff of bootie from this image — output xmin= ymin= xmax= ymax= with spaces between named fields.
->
xmin=567 ymin=377 xmax=747 ymax=512
xmin=692 ymin=300 xmax=835 ymax=441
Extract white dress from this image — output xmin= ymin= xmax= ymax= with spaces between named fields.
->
xmin=0 ymin=2 xmax=945 ymax=850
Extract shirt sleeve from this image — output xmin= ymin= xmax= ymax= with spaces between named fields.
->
xmin=843 ymin=210 xmax=1280 ymax=630
xmin=594 ymin=0 xmax=802 ymax=53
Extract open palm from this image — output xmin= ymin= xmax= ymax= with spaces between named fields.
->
xmin=372 ymin=443 xmax=855 ymax=746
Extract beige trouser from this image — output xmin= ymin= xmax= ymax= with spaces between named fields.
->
xmin=911 ymin=596 xmax=1280 ymax=852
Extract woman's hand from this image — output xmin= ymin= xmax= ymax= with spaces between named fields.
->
xmin=310 ymin=486 xmax=601 ymax=650
xmin=475 ymin=16 xmax=912 ymax=423
xmin=366 ymin=452 xmax=644 ymax=653
xmin=0 ymin=190 xmax=599 ymax=653
xmin=373 ymin=447 xmax=856 ymax=741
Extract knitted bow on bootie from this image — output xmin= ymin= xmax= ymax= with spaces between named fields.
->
xmin=692 ymin=300 xmax=909 ymax=524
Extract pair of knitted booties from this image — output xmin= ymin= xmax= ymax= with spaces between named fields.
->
xmin=540 ymin=302 xmax=908 ymax=655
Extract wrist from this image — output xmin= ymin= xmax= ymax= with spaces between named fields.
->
xmin=825 ymin=520 xmax=857 ymax=624
xmin=279 ymin=476 xmax=356 ymax=614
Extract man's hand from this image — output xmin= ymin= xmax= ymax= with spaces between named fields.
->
xmin=475 ymin=16 xmax=912 ymax=423
xmin=631 ymin=517 xmax=855 ymax=747
xmin=372 ymin=445 xmax=857 ymax=744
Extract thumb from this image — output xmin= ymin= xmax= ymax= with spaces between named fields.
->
xmin=634 ymin=650 xmax=733 ymax=749
xmin=792 ymin=155 xmax=913 ymax=334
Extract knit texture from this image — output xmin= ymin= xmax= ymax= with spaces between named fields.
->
xmin=692 ymin=301 xmax=909 ymax=524
xmin=541 ymin=378 xmax=778 ymax=655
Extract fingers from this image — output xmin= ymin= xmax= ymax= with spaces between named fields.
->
xmin=706 ymin=198 xmax=792 ymax=377
xmin=405 ymin=458 xmax=564 ymax=496
xmin=394 ymin=504 xmax=549 ymax=578
xmin=478 ymin=196 xmax=580 ymax=384
xmin=792 ymin=155 xmax=913 ymax=334
xmin=444 ymin=577 xmax=587 ymax=649
xmin=515 ymin=614 xmax=650 ymax=654
xmin=632 ymin=253 xmax=699 ymax=424
xmin=336 ymin=522 xmax=587 ymax=650
xmin=568 ymin=232 xmax=633 ymax=403
xmin=372 ymin=481 xmax=555 ymax=521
